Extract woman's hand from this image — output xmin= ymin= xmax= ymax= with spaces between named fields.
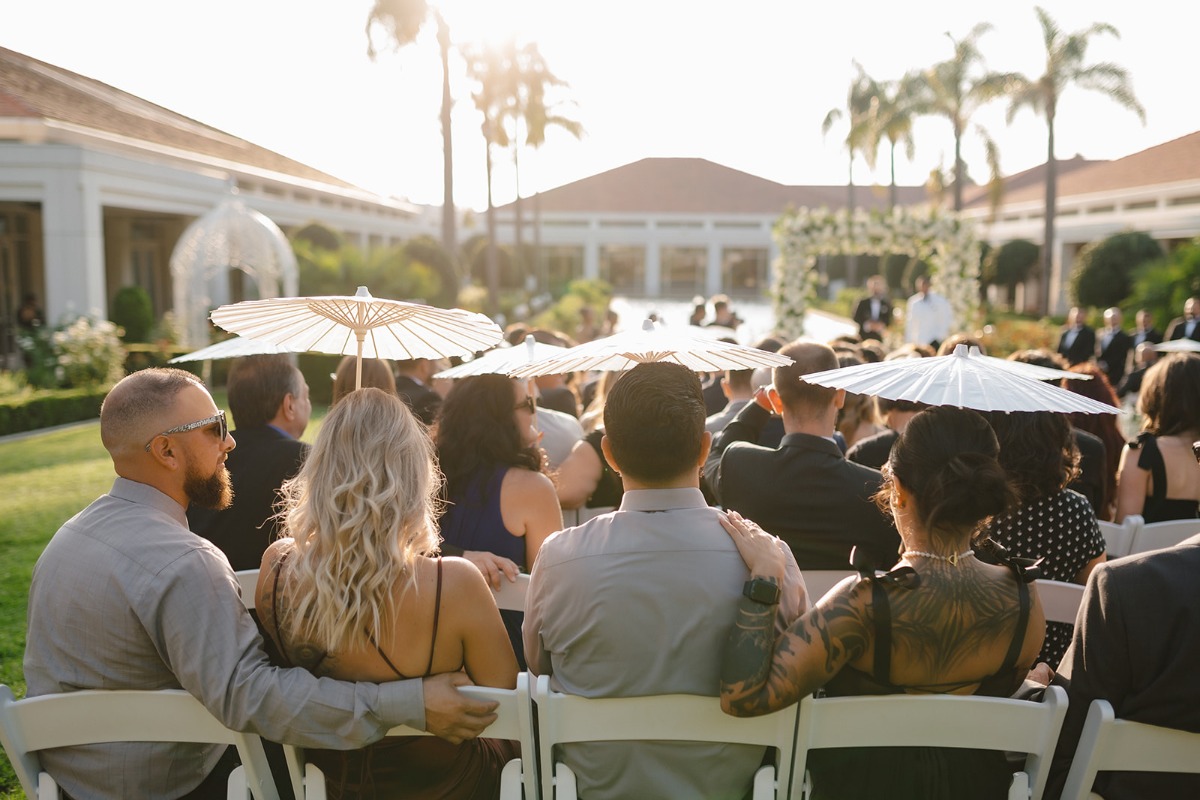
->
xmin=718 ymin=510 xmax=787 ymax=582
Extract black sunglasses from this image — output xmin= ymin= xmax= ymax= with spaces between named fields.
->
xmin=144 ymin=411 xmax=228 ymax=452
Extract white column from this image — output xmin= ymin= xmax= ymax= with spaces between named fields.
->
xmin=42 ymin=171 xmax=106 ymax=323
xmin=583 ymin=237 xmax=599 ymax=281
xmin=706 ymin=238 xmax=722 ymax=295
xmin=644 ymin=242 xmax=661 ymax=296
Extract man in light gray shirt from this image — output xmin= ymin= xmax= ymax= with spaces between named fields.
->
xmin=24 ymin=368 xmax=497 ymax=800
xmin=524 ymin=362 xmax=806 ymax=799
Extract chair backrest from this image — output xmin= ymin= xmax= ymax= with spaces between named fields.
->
xmin=1127 ymin=518 xmax=1200 ymax=556
xmin=0 ymin=684 xmax=279 ymax=800
xmin=1098 ymin=515 xmax=1142 ymax=558
xmin=534 ymin=673 xmax=799 ymax=800
xmin=235 ymin=568 xmax=260 ymax=610
xmin=492 ymin=573 xmax=530 ymax=612
xmin=792 ymin=685 xmax=1068 ymax=800
xmin=800 ymin=571 xmax=858 ymax=604
xmin=282 ymin=673 xmax=536 ymax=800
xmin=1059 ymin=698 xmax=1200 ymax=800
xmin=1034 ymin=579 xmax=1086 ymax=625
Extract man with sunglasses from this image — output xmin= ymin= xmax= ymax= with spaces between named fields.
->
xmin=24 ymin=368 xmax=498 ymax=800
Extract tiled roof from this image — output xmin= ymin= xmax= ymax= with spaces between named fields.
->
xmin=0 ymin=46 xmax=357 ymax=189
xmin=514 ymin=158 xmax=928 ymax=215
xmin=961 ymin=155 xmax=1103 ymax=209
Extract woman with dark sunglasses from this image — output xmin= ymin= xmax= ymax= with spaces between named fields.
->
xmin=434 ymin=374 xmax=563 ymax=668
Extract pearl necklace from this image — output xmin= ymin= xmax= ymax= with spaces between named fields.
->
xmin=902 ymin=549 xmax=974 ymax=566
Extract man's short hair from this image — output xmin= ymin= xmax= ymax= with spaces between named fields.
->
xmin=100 ymin=367 xmax=204 ymax=453
xmin=226 ymin=355 xmax=301 ymax=429
xmin=772 ymin=340 xmax=839 ymax=415
xmin=604 ymin=362 xmax=705 ymax=483
xmin=724 ymin=368 xmax=753 ymax=393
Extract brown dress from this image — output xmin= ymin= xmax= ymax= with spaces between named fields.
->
xmin=269 ymin=557 xmax=518 ymax=800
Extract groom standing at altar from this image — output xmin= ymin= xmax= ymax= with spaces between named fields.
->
xmin=853 ymin=275 xmax=893 ymax=341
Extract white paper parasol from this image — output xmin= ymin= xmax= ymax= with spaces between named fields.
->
xmin=801 ymin=344 xmax=1120 ymax=414
xmin=433 ymin=335 xmax=567 ymax=379
xmin=167 ymin=335 xmax=294 ymax=363
xmin=507 ymin=319 xmax=794 ymax=379
xmin=965 ymin=347 xmax=1091 ymax=381
xmin=210 ymin=286 xmax=503 ymax=389
xmin=1155 ymin=338 xmax=1200 ymax=353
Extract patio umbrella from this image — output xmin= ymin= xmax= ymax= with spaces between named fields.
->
xmin=800 ymin=344 xmax=1120 ymax=414
xmin=507 ymin=319 xmax=793 ymax=379
xmin=167 ymin=335 xmax=294 ymax=363
xmin=209 ymin=286 xmax=503 ymax=389
xmin=1155 ymin=338 xmax=1200 ymax=353
xmin=433 ymin=335 xmax=567 ymax=380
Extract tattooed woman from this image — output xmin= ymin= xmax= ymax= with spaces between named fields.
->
xmin=718 ymin=406 xmax=1047 ymax=800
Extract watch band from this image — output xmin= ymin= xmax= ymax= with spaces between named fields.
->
xmin=743 ymin=578 xmax=781 ymax=606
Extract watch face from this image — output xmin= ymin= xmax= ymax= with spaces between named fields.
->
xmin=744 ymin=579 xmax=781 ymax=605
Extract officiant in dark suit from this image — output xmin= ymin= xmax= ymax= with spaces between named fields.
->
xmin=852 ymin=275 xmax=893 ymax=341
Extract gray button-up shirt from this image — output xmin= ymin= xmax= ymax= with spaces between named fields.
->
xmin=24 ymin=477 xmax=423 ymax=800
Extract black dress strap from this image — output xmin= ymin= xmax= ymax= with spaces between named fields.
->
xmin=366 ymin=557 xmax=444 ymax=679
xmin=999 ymin=563 xmax=1032 ymax=672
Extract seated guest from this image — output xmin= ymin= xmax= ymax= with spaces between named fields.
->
xmin=331 ymin=355 xmax=396 ymax=405
xmin=258 ymin=388 xmax=518 ymax=799
xmin=1115 ymin=352 xmax=1200 ymax=522
xmin=555 ymin=374 xmax=628 ymax=516
xmin=1065 ymin=362 xmax=1125 ymax=520
xmin=1044 ymin=441 xmax=1200 ymax=800
xmin=188 ymin=354 xmax=310 ymax=570
xmin=395 ymin=358 xmax=443 ymax=426
xmin=719 ymin=406 xmax=1046 ymax=800
xmin=525 ymin=362 xmax=806 ymax=799
xmin=704 ymin=339 xmax=899 ymax=571
xmin=846 ymin=398 xmax=928 ymax=471
xmin=936 ymin=332 xmax=985 ymax=356
xmin=1115 ymin=341 xmax=1158 ymax=399
xmin=24 ymin=368 xmax=497 ymax=800
xmin=533 ymin=402 xmax=585 ymax=470
xmin=705 ymin=367 xmax=754 ymax=435
xmin=435 ymin=375 xmax=563 ymax=668
xmin=979 ymin=411 xmax=1106 ymax=667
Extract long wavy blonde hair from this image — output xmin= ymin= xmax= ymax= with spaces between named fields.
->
xmin=278 ymin=387 xmax=442 ymax=652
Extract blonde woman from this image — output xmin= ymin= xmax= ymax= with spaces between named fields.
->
xmin=256 ymin=388 xmax=517 ymax=799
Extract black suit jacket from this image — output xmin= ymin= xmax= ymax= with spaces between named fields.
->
xmin=704 ymin=403 xmax=900 ymax=571
xmin=1096 ymin=329 xmax=1134 ymax=386
xmin=395 ymin=375 xmax=442 ymax=426
xmin=1045 ymin=534 xmax=1200 ymax=800
xmin=853 ymin=296 xmax=893 ymax=341
xmin=1057 ymin=325 xmax=1097 ymax=365
xmin=187 ymin=426 xmax=309 ymax=571
xmin=1165 ymin=316 xmax=1200 ymax=342
xmin=845 ymin=428 xmax=899 ymax=471
xmin=1132 ymin=327 xmax=1163 ymax=348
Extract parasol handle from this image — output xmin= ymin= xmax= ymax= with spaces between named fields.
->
xmin=355 ymin=331 xmax=365 ymax=390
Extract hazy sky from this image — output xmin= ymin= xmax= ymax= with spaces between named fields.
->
xmin=6 ymin=0 xmax=1196 ymax=211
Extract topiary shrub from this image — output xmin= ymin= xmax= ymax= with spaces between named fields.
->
xmin=109 ymin=285 xmax=154 ymax=343
xmin=1070 ymin=232 xmax=1163 ymax=310
xmin=983 ymin=239 xmax=1039 ymax=307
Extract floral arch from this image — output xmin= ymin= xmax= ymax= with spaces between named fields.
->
xmin=771 ymin=205 xmax=982 ymax=341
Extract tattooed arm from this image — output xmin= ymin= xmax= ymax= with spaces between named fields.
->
xmin=718 ymin=512 xmax=871 ymax=716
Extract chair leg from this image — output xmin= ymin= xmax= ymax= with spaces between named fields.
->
xmin=1007 ymin=770 xmax=1030 ymax=800
xmin=227 ymin=765 xmax=251 ymax=799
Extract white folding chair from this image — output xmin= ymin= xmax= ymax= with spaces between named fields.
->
xmin=1097 ymin=515 xmax=1141 ymax=558
xmin=1035 ymin=579 xmax=1087 ymax=625
xmin=1059 ymin=698 xmax=1200 ymax=800
xmin=534 ymin=673 xmax=799 ymax=800
xmin=799 ymin=571 xmax=859 ymax=604
xmin=283 ymin=673 xmax=536 ymax=800
xmin=1127 ymin=518 xmax=1199 ymax=555
xmin=792 ymin=685 xmax=1068 ymax=800
xmin=492 ymin=573 xmax=531 ymax=612
xmin=0 ymin=684 xmax=280 ymax=800
xmin=235 ymin=568 xmax=260 ymax=610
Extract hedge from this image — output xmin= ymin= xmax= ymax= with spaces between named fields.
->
xmin=0 ymin=385 xmax=111 ymax=436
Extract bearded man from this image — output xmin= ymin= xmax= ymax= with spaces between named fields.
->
xmin=23 ymin=368 xmax=496 ymax=799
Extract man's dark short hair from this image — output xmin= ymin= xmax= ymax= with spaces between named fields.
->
xmin=603 ymin=362 xmax=705 ymax=483
xmin=226 ymin=355 xmax=300 ymax=429
xmin=772 ymin=340 xmax=839 ymax=415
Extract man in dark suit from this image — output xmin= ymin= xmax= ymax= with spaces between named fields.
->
xmin=1131 ymin=308 xmax=1163 ymax=349
xmin=1057 ymin=306 xmax=1097 ymax=366
xmin=852 ymin=274 xmax=893 ymax=341
xmin=188 ymin=354 xmax=310 ymax=571
xmin=1116 ymin=342 xmax=1159 ymax=399
xmin=1045 ymin=459 xmax=1200 ymax=800
xmin=394 ymin=358 xmax=443 ymax=426
xmin=1096 ymin=307 xmax=1134 ymax=387
xmin=704 ymin=339 xmax=899 ymax=571
xmin=1165 ymin=295 xmax=1200 ymax=342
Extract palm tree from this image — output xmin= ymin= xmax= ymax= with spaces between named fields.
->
xmin=858 ymin=71 xmax=922 ymax=210
xmin=1007 ymin=6 xmax=1145 ymax=316
xmin=366 ymin=0 xmax=458 ymax=261
xmin=910 ymin=23 xmax=1016 ymax=212
xmin=821 ymin=62 xmax=876 ymax=288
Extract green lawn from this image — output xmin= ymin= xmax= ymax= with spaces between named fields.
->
xmin=0 ymin=393 xmax=327 ymax=797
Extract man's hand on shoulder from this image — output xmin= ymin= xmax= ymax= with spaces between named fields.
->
xmin=421 ymin=672 xmax=499 ymax=744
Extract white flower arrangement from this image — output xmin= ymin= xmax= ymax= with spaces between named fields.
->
xmin=51 ymin=315 xmax=127 ymax=387
xmin=772 ymin=204 xmax=982 ymax=340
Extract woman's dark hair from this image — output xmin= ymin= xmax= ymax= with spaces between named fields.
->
xmin=878 ymin=406 xmax=1015 ymax=543
xmin=1140 ymin=353 xmax=1200 ymax=436
xmin=1066 ymin=362 xmax=1124 ymax=510
xmin=981 ymin=410 xmax=1080 ymax=504
xmin=433 ymin=374 xmax=542 ymax=498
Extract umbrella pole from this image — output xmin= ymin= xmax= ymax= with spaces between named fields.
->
xmin=355 ymin=332 xmax=365 ymax=390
